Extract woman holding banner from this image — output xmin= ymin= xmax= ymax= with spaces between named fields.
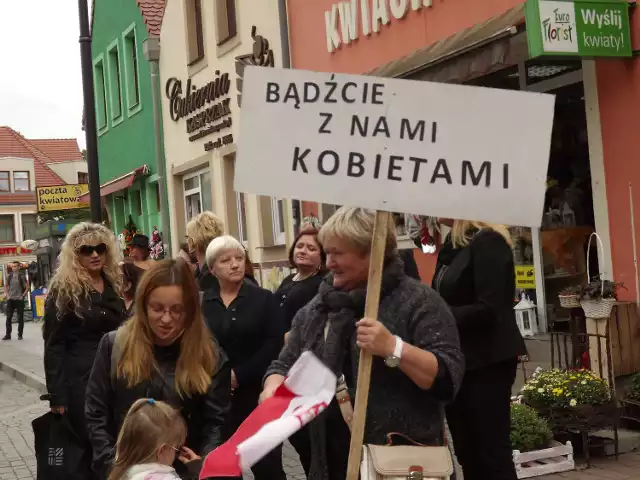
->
xmin=261 ymin=207 xmax=464 ymax=480
xmin=433 ymin=219 xmax=526 ymax=480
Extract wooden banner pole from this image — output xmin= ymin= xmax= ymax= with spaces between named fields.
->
xmin=345 ymin=210 xmax=391 ymax=480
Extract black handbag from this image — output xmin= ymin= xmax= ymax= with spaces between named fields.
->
xmin=32 ymin=411 xmax=91 ymax=480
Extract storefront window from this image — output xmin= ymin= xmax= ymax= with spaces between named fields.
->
xmin=21 ymin=214 xmax=37 ymax=241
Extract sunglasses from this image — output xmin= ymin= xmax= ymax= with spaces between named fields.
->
xmin=78 ymin=243 xmax=108 ymax=256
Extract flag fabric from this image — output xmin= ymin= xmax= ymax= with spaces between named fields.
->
xmin=200 ymin=351 xmax=337 ymax=479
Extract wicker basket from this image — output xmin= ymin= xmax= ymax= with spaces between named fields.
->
xmin=581 ymin=233 xmax=615 ymax=319
xmin=580 ymin=298 xmax=616 ymax=320
xmin=559 ymin=294 xmax=581 ymax=309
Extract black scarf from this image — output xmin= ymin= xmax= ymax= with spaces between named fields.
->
xmin=306 ymin=257 xmax=405 ymax=480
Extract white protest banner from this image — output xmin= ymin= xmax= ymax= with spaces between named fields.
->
xmin=235 ymin=67 xmax=555 ymax=227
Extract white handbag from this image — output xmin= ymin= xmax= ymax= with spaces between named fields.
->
xmin=360 ymin=433 xmax=453 ymax=480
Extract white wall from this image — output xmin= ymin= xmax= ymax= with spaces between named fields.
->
xmin=160 ymin=0 xmax=287 ymax=260
xmin=46 ymin=161 xmax=88 ymax=185
xmin=0 ymin=158 xmax=36 ymax=189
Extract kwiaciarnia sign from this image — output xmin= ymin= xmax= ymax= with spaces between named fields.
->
xmin=525 ymin=0 xmax=631 ymax=57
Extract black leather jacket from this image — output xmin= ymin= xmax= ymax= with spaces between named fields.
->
xmin=85 ymin=330 xmax=232 ymax=478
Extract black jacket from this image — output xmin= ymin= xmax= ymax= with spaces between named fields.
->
xmin=274 ymin=272 xmax=325 ymax=331
xmin=399 ymin=249 xmax=421 ymax=281
xmin=43 ymin=284 xmax=125 ymax=408
xmin=433 ymin=230 xmax=526 ymax=371
xmin=202 ymin=280 xmax=284 ymax=392
xmin=85 ymin=330 xmax=231 ymax=478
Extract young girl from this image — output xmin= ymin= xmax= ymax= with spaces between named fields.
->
xmin=108 ymin=398 xmax=202 ymax=480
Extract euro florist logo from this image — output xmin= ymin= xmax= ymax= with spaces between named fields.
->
xmin=521 ymin=368 xmax=611 ymax=408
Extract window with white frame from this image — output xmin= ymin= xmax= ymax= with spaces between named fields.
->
xmin=183 ymin=169 xmax=212 ymax=222
xmin=0 ymin=215 xmax=15 ymax=243
xmin=236 ymin=192 xmax=248 ymax=245
xmin=271 ymin=198 xmax=285 ymax=245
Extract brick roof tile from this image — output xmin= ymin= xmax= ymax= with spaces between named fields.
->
xmin=137 ymin=0 xmax=166 ymax=36
xmin=0 ymin=127 xmax=66 ymax=187
xmin=29 ymin=139 xmax=83 ymax=163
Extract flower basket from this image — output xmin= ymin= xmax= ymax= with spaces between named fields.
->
xmin=531 ymin=402 xmax=619 ymax=430
xmin=579 ymin=233 xmax=622 ymax=319
xmin=580 ymin=297 xmax=616 ymax=320
xmin=559 ymin=294 xmax=581 ymax=309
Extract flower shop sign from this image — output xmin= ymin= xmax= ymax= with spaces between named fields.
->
xmin=525 ymin=0 xmax=632 ymax=57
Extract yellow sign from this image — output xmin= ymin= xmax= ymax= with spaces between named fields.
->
xmin=34 ymin=295 xmax=46 ymax=318
xmin=515 ymin=265 xmax=536 ymax=289
xmin=36 ymin=184 xmax=89 ymax=212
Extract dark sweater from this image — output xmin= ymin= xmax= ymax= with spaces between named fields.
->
xmin=266 ymin=269 xmax=464 ymax=446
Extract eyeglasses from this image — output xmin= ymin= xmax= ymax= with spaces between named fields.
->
xmin=147 ymin=303 xmax=185 ymax=319
xmin=78 ymin=243 xmax=108 ymax=256
xmin=167 ymin=445 xmax=183 ymax=453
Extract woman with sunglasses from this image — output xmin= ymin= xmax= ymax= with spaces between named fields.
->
xmin=43 ymin=222 xmax=125 ymax=478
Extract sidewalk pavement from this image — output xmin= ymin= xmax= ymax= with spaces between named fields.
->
xmin=3 ymin=319 xmax=640 ymax=479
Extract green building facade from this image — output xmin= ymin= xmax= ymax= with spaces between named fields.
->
xmin=91 ymin=0 xmax=166 ymax=241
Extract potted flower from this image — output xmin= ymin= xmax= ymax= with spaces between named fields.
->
xmin=511 ymin=403 xmax=575 ymax=478
xmin=579 ymin=278 xmax=624 ymax=319
xmin=521 ymin=368 xmax=614 ymax=430
xmin=511 ymin=403 xmax=553 ymax=452
xmin=558 ymin=285 xmax=582 ymax=309
xmin=621 ymin=372 xmax=640 ymax=427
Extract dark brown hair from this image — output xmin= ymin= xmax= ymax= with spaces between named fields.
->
xmin=289 ymin=228 xmax=326 ymax=268
xmin=121 ymin=260 xmax=143 ymax=299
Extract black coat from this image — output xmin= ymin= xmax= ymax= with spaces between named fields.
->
xmin=202 ymin=280 xmax=284 ymax=393
xmin=43 ymin=284 xmax=125 ymax=408
xmin=85 ymin=331 xmax=232 ymax=478
xmin=433 ymin=230 xmax=526 ymax=371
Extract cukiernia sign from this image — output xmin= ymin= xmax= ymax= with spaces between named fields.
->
xmin=525 ymin=0 xmax=631 ymax=57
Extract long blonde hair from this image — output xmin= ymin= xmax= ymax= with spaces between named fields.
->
xmin=117 ymin=259 xmax=218 ymax=396
xmin=450 ymin=220 xmax=513 ymax=249
xmin=48 ymin=222 xmax=122 ymax=317
xmin=108 ymin=398 xmax=186 ymax=480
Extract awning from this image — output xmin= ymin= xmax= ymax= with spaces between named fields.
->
xmin=78 ymin=165 xmax=150 ymax=202
xmin=368 ymin=4 xmax=526 ymax=82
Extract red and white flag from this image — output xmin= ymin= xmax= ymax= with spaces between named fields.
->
xmin=200 ymin=351 xmax=336 ymax=478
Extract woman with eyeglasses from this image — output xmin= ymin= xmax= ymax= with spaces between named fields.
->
xmin=85 ymin=259 xmax=231 ymax=480
xmin=43 ymin=222 xmax=126 ymax=478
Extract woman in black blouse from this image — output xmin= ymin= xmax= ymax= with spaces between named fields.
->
xmin=201 ymin=235 xmax=286 ymax=480
xmin=433 ymin=219 xmax=526 ymax=480
xmin=275 ymin=228 xmax=326 ymax=335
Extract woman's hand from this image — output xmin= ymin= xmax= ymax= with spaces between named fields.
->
xmin=259 ymin=374 xmax=285 ymax=404
xmin=231 ymin=370 xmax=239 ymax=390
xmin=178 ymin=446 xmax=201 ymax=464
xmin=356 ymin=317 xmax=395 ymax=358
xmin=50 ymin=406 xmax=66 ymax=415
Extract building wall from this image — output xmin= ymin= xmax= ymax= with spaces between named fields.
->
xmin=287 ymin=0 xmax=522 ymax=74
xmin=107 ymin=176 xmax=162 ymax=239
xmin=594 ymin=58 xmax=640 ymax=302
xmin=0 ymin=158 xmax=36 ymax=188
xmin=160 ymin=0 xmax=292 ymax=265
xmin=45 ymin=161 xmax=88 ymax=185
xmin=92 ymin=0 xmax=164 ymax=236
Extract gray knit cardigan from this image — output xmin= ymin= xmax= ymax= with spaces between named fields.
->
xmin=265 ymin=274 xmax=465 ymax=446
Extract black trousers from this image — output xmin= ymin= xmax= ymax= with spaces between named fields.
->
xmin=446 ymin=359 xmax=518 ymax=480
xmin=5 ymin=299 xmax=24 ymax=337
xmin=231 ymin=387 xmax=286 ymax=480
xmin=289 ymin=401 xmax=351 ymax=480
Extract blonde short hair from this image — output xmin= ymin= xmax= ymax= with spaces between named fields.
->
xmin=186 ymin=211 xmax=224 ymax=254
xmin=205 ymin=235 xmax=245 ymax=269
xmin=318 ymin=207 xmax=397 ymax=260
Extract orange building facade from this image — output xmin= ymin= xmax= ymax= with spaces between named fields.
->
xmin=286 ymin=0 xmax=640 ymax=323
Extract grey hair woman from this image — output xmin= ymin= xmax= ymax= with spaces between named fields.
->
xmin=261 ymin=207 xmax=464 ymax=480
